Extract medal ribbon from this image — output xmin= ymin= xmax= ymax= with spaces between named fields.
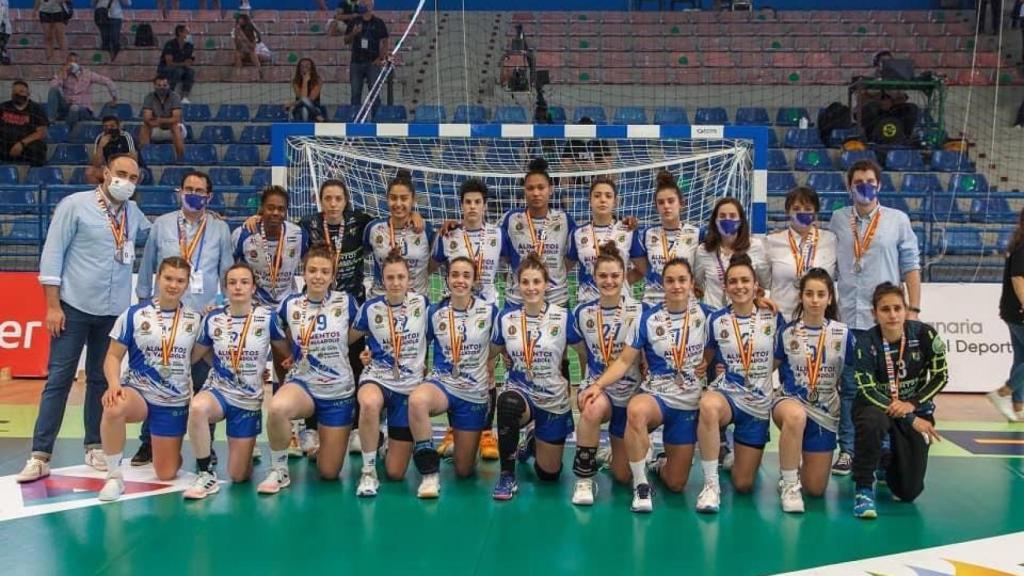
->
xmin=447 ymin=301 xmax=469 ymax=370
xmin=787 ymin=227 xmax=818 ymax=280
xmin=323 ymin=217 xmax=345 ymax=272
xmin=299 ymin=296 xmax=320 ymax=355
xmin=153 ymin=304 xmax=182 ymax=369
xmin=259 ymin=221 xmax=285 ymax=285
xmin=520 ymin=310 xmax=541 ymax=374
xmin=669 ymin=304 xmax=692 ymax=373
xmin=96 ymin=190 xmax=127 ymax=252
xmin=525 ymin=213 xmax=547 ymax=257
xmin=799 ymin=322 xmax=828 ymax=393
xmin=595 ymin=303 xmax=623 ymax=367
xmin=851 ymin=209 xmax=881 ymax=270
xmin=731 ymin=313 xmax=756 ymax=377
xmin=386 ymin=302 xmax=405 ymax=372
xmin=227 ymin=307 xmax=255 ymax=374
xmin=461 ymin=229 xmax=484 ymax=278
xmin=178 ymin=214 xmax=208 ymax=265
xmin=882 ymin=334 xmax=906 ymax=401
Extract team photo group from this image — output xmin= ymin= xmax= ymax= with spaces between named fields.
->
xmin=16 ymin=150 xmax=949 ymax=522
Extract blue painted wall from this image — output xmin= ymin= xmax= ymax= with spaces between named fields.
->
xmin=8 ymin=0 xmax=957 ymax=10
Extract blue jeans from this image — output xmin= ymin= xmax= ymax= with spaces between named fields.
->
xmin=139 ymin=360 xmax=211 ymax=445
xmin=31 ymin=303 xmax=116 ymax=458
xmin=46 ymin=87 xmax=93 ymax=131
xmin=349 ymin=60 xmax=381 ymax=111
xmin=838 ymin=328 xmax=868 ymax=456
xmin=99 ymin=18 xmax=122 ymax=57
xmin=1007 ymin=322 xmax=1024 ymax=403
xmin=164 ymin=66 xmax=195 ymax=97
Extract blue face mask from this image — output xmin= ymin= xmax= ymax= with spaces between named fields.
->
xmin=852 ymin=182 xmax=878 ymax=205
xmin=717 ymin=218 xmax=741 ymax=237
xmin=183 ymin=193 xmax=208 ymax=212
xmin=791 ymin=212 xmax=815 ymax=228
xmin=356 ymin=4 xmax=368 ymax=13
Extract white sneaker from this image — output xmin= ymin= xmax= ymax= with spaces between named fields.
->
xmin=348 ymin=433 xmax=363 ymax=454
xmin=86 ymin=448 xmax=108 ymax=472
xmin=631 ymin=483 xmax=653 ymax=513
xmin=252 ymin=446 xmax=262 ymax=461
xmin=572 ymin=478 xmax=596 ymax=506
xmin=720 ymin=443 xmax=734 ymax=471
xmin=257 ymin=468 xmax=291 ymax=495
xmin=288 ymin=421 xmax=305 ymax=457
xmin=183 ymin=471 xmax=220 ymax=500
xmin=987 ymin=390 xmax=1019 ymax=422
xmin=15 ymin=457 xmax=50 ymax=483
xmin=181 ymin=97 xmax=191 ymax=105
xmin=417 ymin=473 xmax=440 ymax=499
xmin=696 ymin=484 xmax=721 ymax=514
xmin=595 ymin=445 xmax=613 ymax=469
xmin=648 ymin=452 xmax=667 ymax=476
xmin=98 ymin=475 xmax=124 ymax=502
xmin=300 ymin=429 xmax=320 ymax=460
xmin=780 ymin=481 xmax=805 ymax=514
xmin=357 ymin=467 xmax=380 ymax=497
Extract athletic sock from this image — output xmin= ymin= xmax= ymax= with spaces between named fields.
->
xmin=701 ymin=459 xmax=719 ymax=487
xmin=362 ymin=451 xmax=378 ymax=470
xmin=196 ymin=456 xmax=213 ymax=473
xmin=781 ymin=469 xmax=799 ymax=485
xmin=629 ymin=460 xmax=648 ymax=488
xmin=270 ymin=449 xmax=288 ymax=471
xmin=105 ymin=452 xmax=123 ymax=475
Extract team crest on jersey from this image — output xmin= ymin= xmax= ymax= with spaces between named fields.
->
xmin=932 ymin=336 xmax=945 ymax=354
xmin=586 ymin=318 xmax=595 ymax=329
xmin=185 ymin=323 xmax=194 ymax=333
xmin=694 ymin=317 xmax=702 ymax=328
xmin=375 ymin=234 xmax=384 ymax=245
xmin=414 ymin=307 xmax=422 ymax=318
xmin=288 ymin=249 xmax=296 ymax=258
xmin=656 ymin=326 xmax=665 ymax=337
xmin=490 ymin=238 xmax=497 ymax=247
xmin=438 ymin=321 xmax=447 ymax=332
xmin=550 ymin=326 xmax=560 ymax=337
xmin=515 ymin=221 xmax=524 ymax=232
xmin=374 ymin=314 xmax=384 ymax=325
xmin=685 ymin=237 xmax=694 ymax=245
xmin=477 ymin=319 xmax=487 ymax=329
xmin=789 ymin=338 xmax=800 ymax=351
xmin=249 ymin=250 xmax=258 ymax=260
xmin=140 ymin=321 xmax=151 ymax=332
xmin=911 ymin=351 xmax=920 ymax=361
xmin=292 ymin=311 xmax=301 ymax=321
xmin=508 ymin=324 xmax=517 ymax=336
xmin=720 ymin=329 xmax=729 ymax=339
xmin=333 ymin=307 xmax=342 ymax=317
xmin=833 ymin=340 xmax=842 ymax=352
xmin=450 ymin=241 xmax=458 ymax=250
xmin=255 ymin=328 xmax=264 ymax=337
xmin=213 ymin=327 xmax=223 ymax=338
xmin=763 ymin=324 xmax=773 ymax=336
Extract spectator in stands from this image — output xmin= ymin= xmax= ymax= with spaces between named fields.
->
xmin=859 ymin=51 xmax=919 ymax=144
xmin=157 ymin=25 xmax=195 ymax=104
xmin=344 ymin=0 xmax=389 ymax=111
xmin=827 ymin=159 xmax=921 ymax=476
xmin=15 ymin=153 xmax=150 ymax=484
xmin=232 ymin=13 xmax=270 ymax=72
xmin=0 ymin=80 xmax=48 ymax=167
xmin=990 ymin=207 xmax=1024 ymax=422
xmin=85 ymin=115 xmax=136 ymax=184
xmin=977 ymin=0 xmax=1001 ymax=34
xmin=47 ymin=52 xmax=119 ymax=131
xmin=37 ymin=0 xmax=69 ymax=62
xmin=156 ymin=0 xmax=178 ymax=15
xmin=327 ymin=1 xmax=359 ymax=36
xmin=0 ymin=0 xmax=12 ymax=65
xmin=94 ymin=0 xmax=129 ymax=61
xmin=286 ymin=58 xmax=325 ymax=122
xmin=140 ymin=74 xmax=186 ymax=161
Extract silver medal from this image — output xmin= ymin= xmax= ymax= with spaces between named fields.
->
xmin=451 ymin=365 xmax=460 ymax=378
xmin=675 ymin=372 xmax=686 ymax=388
xmin=158 ymin=365 xmax=171 ymax=379
xmin=526 ymin=369 xmax=534 ymax=381
xmin=854 ymin=261 xmax=863 ymax=274
xmin=807 ymin=388 xmax=819 ymax=403
xmin=393 ymin=365 xmax=401 ymax=379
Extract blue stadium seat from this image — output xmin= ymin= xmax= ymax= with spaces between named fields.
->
xmin=997 ymin=229 xmax=1013 ymax=253
xmin=573 ymin=106 xmax=607 ymax=124
xmin=100 ymin=102 xmax=134 ymax=121
xmin=250 ymin=168 xmax=271 ymax=187
xmin=495 ymin=106 xmax=528 ymax=124
xmin=928 ymin=195 xmax=968 ymax=223
xmin=783 ymin=128 xmax=823 ymax=148
xmin=210 ymin=167 xmax=244 ymax=187
xmin=767 ymin=129 xmax=779 ymax=148
xmin=454 ymin=105 xmax=488 ymax=123
xmin=49 ymin=144 xmax=90 ymax=165
xmin=884 ymin=149 xmax=926 ymax=171
xmin=158 ymin=167 xmax=194 ymax=187
xmin=931 ymin=151 xmax=971 ymax=172
xmin=47 ymin=124 xmax=69 ymax=144
xmin=182 ymin=104 xmax=212 ymax=122
xmin=879 ymin=193 xmax=913 ymax=215
xmin=137 ymin=186 xmax=180 ymax=213
xmin=413 ymin=104 xmax=446 ymax=123
xmin=141 ymin=144 xmax=177 ymax=165
xmin=735 ymin=107 xmax=770 ymax=126
xmin=198 ymin=125 xmax=236 ymax=145
xmin=695 ymin=107 xmax=729 ymax=125
xmin=214 ymin=104 xmax=251 ymax=122
xmin=333 ymin=105 xmax=358 ymax=122
xmin=547 ymin=106 xmax=567 ymax=124
xmin=969 ymin=197 xmax=1015 ymax=224
xmin=899 ymin=172 xmax=943 ymax=193
xmin=224 ymin=145 xmax=260 ymax=166
xmin=254 ymin=104 xmax=288 ymax=123
xmin=776 ymin=107 xmax=810 ymax=127
xmin=915 ymin=127 xmax=947 ymax=149
xmin=0 ymin=188 xmax=39 ymax=214
xmin=239 ymin=125 xmax=270 ymax=145
xmin=373 ymin=105 xmax=408 ymax=122
xmin=0 ymin=218 xmax=42 ymax=244
xmin=0 ymin=166 xmax=19 ymax=184
xmin=934 ymin=227 xmax=983 ymax=255
xmin=26 ymin=167 xmax=64 ymax=186
xmin=613 ymin=107 xmax=647 ymax=125
xmin=46 ymin=185 xmax=82 ymax=207
xmin=828 ymin=127 xmax=863 ymax=147
xmin=68 ymin=167 xmax=88 ymax=184
xmin=839 ymin=149 xmax=875 ymax=170
xmin=68 ymin=123 xmax=102 ymax=144
xmin=794 ymin=149 xmax=831 ymax=171
xmin=878 ymin=173 xmax=897 ymax=193
xmin=139 ymin=167 xmax=153 ymax=186
xmin=767 ymin=149 xmax=789 ymax=171
xmin=184 ymin=144 xmax=218 ymax=165
xmin=805 ymin=172 xmax=847 ymax=193
xmin=767 ymin=171 xmax=798 ymax=193
xmin=949 ymin=172 xmax=990 ymax=194
xmin=651 ymin=107 xmax=687 ymax=125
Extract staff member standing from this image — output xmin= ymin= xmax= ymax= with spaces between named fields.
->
xmin=343 ymin=0 xmax=389 ymax=111
xmin=16 ymin=154 xmax=149 ymax=483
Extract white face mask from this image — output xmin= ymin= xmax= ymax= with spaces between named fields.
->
xmin=107 ymin=176 xmax=136 ymax=202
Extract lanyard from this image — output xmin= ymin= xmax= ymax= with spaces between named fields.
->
xmin=787 ymin=227 xmax=818 ymax=280
xmin=660 ymin=227 xmax=678 ymax=266
xmin=447 ymin=299 xmax=472 ymax=368
xmin=797 ymin=321 xmax=827 ymax=392
xmin=258 ymin=222 xmax=286 ymax=285
xmin=731 ymin=312 xmax=758 ymax=378
xmin=520 ymin=307 xmax=543 ymax=373
xmin=851 ymin=209 xmax=881 ymax=269
xmin=386 ymin=301 xmax=406 ymax=367
xmin=525 ymin=213 xmax=547 ymax=257
xmin=667 ymin=304 xmax=692 ymax=373
xmin=96 ymin=190 xmax=127 ymax=251
xmin=594 ymin=301 xmax=623 ymax=367
xmin=178 ymin=213 xmax=207 ymax=266
xmin=882 ymin=334 xmax=906 ymax=401
xmin=151 ymin=304 xmax=182 ymax=368
xmin=299 ymin=295 xmax=322 ymax=353
xmin=461 ymin=229 xmax=484 ymax=278
xmin=322 ymin=217 xmax=346 ymax=273
xmin=226 ymin=307 xmax=255 ymax=374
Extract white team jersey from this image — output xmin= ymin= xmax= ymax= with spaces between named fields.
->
xmin=572 ymin=296 xmax=645 ymax=407
xmin=279 ymin=291 xmax=360 ymax=400
xmin=568 ymin=221 xmax=634 ymax=305
xmin=355 ymin=292 xmax=430 ymax=394
xmin=763 ymin=227 xmax=839 ymax=320
xmin=432 ymin=223 xmax=503 ymax=304
xmin=198 ymin=306 xmax=283 ymax=412
xmin=706 ymin=306 xmax=785 ymax=419
xmin=492 ymin=303 xmax=580 ymax=414
xmin=364 ymin=218 xmax=435 ymax=298
xmin=500 ymin=208 xmax=575 ymax=306
xmin=427 ymin=298 xmax=499 ymax=403
xmin=631 ymin=300 xmax=713 ymax=410
xmin=232 ymin=221 xmax=307 ymax=307
xmin=693 ymin=241 xmax=771 ymax=309
xmin=630 ymin=224 xmax=700 ymax=305
xmin=111 ymin=303 xmax=202 ymax=407
xmin=776 ymin=319 xmax=856 ymax=432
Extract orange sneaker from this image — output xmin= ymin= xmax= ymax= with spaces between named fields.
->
xmin=479 ymin=430 xmax=499 ymax=460
xmin=437 ymin=428 xmax=455 ymax=458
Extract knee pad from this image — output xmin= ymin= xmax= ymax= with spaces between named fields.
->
xmin=413 ymin=447 xmax=440 ymax=475
xmin=534 ymin=460 xmax=562 ymax=482
xmin=496 ymin=391 xmax=527 ymax=425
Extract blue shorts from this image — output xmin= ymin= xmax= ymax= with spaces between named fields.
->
xmin=803 ymin=418 xmax=837 ymax=453
xmin=372 ymin=383 xmax=410 ymax=430
xmin=429 ymin=381 xmax=490 ymax=432
xmin=608 ymin=402 xmax=628 ymax=440
xmin=652 ymin=396 xmax=698 ymax=446
xmin=293 ymin=381 xmax=355 ymax=428
xmin=723 ymin=393 xmax=770 ymax=449
xmin=129 ymin=387 xmax=188 ymax=437
xmin=208 ymin=388 xmax=263 ymax=439
xmin=514 ymin=390 xmax=574 ymax=444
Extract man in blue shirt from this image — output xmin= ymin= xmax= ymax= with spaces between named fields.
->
xmin=828 ymin=159 xmax=922 ymax=475
xmin=17 ymin=154 xmax=150 ymax=483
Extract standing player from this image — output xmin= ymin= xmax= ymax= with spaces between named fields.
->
xmin=490 ymin=254 xmax=582 ymax=500
xmin=568 ymin=177 xmax=635 ymax=305
xmin=773 ymin=269 xmax=855 ymax=513
xmin=232 ymin=186 xmax=309 ymax=309
xmin=351 ymin=249 xmax=431 ymax=497
xmin=697 ymin=254 xmax=785 ymax=514
xmin=630 ymin=170 xmax=701 ymax=305
xmin=408 ymin=257 xmax=498 ymax=498
xmin=569 ymin=241 xmax=645 ymax=506
xmin=97 ymin=257 xmax=202 ymax=501
xmin=365 ymin=169 xmax=435 ymax=298
xmin=694 ymin=197 xmax=770 ymax=309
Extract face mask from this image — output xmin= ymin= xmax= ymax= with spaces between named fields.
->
xmin=12 ymin=95 xmax=27 ymax=106
xmin=107 ymin=176 xmax=136 ymax=202
xmin=791 ymin=212 xmax=815 ymax=228
xmin=155 ymin=88 xmax=170 ymax=98
xmin=357 ymin=4 xmax=368 ymax=14
xmin=185 ymin=34 xmax=193 ymax=44
xmin=717 ymin=218 xmax=741 ymax=237
xmin=69 ymin=63 xmax=81 ymax=75
xmin=182 ymin=193 xmax=208 ymax=212
xmin=105 ymin=128 xmax=120 ymax=137
xmin=852 ymin=182 xmax=878 ymax=205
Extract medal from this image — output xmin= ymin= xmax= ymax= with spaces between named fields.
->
xmin=298 ymin=295 xmax=320 ymax=372
xmin=882 ymin=333 xmax=906 ymax=401
xmin=667 ymin=303 xmax=692 ymax=377
xmin=158 ymin=365 xmax=172 ymax=379
xmin=854 ymin=261 xmax=863 ymax=274
xmin=388 ymin=218 xmax=407 ymax=254
xmin=730 ymin=311 xmax=757 ymax=379
xmin=226 ymin=306 xmax=255 ymax=383
xmin=461 ymin=229 xmax=484 ymax=280
xmin=595 ymin=300 xmax=623 ymax=368
xmin=152 ymin=304 xmax=182 ymax=381
xmin=786 ymin=226 xmax=818 ymax=284
xmin=258 ymin=221 xmax=286 ymax=285
xmin=524 ymin=213 xmax=548 ymax=258
xmin=323 ymin=217 xmax=346 ymax=277
xmin=521 ymin=309 xmax=541 ymax=381
xmin=178 ymin=213 xmax=208 ymax=268
xmin=798 ymin=321 xmax=827 ymax=401
xmin=386 ymin=299 xmax=405 ymax=381
xmin=851 ymin=208 xmax=881 ymax=274
xmin=97 ymin=190 xmax=128 ymax=263
xmin=447 ymin=301 xmax=470 ymax=379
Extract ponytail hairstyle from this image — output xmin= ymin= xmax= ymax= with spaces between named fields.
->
xmin=724 ymin=252 xmax=756 ymax=283
xmin=523 ymin=157 xmax=552 ymax=186
xmin=223 ymin=261 xmax=256 ymax=284
xmin=594 ymin=239 xmax=625 ymax=274
xmin=793 ymin=267 xmax=839 ymax=322
xmin=516 ymin=252 xmax=550 ymax=284
xmin=303 ymin=244 xmax=338 ymax=276
xmin=871 ymin=281 xmax=906 ymax=310
xmin=388 ymin=168 xmax=416 ymax=195
xmin=589 ymin=175 xmax=618 ymax=197
xmin=655 ymin=169 xmax=684 ymax=203
xmin=662 ymin=256 xmax=693 ymax=280
xmin=382 ymin=246 xmax=409 ymax=273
